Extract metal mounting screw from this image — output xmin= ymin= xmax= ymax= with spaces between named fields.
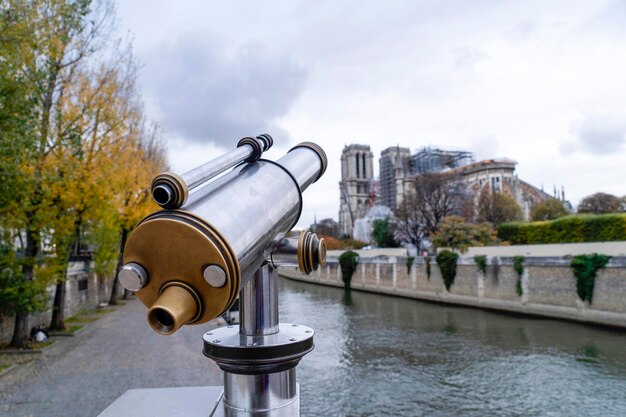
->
xmin=119 ymin=263 xmax=148 ymax=292
xmin=289 ymin=338 xmax=297 ymax=342
xmin=213 ymin=339 xmax=221 ymax=343
xmin=203 ymin=265 xmax=227 ymax=288
xmin=305 ymin=330 xmax=312 ymax=334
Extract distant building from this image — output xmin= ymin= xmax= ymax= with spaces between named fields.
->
xmin=339 ymin=144 xmax=374 ymax=237
xmin=379 ymin=146 xmax=410 ymax=211
xmin=455 ymin=158 xmax=556 ymax=220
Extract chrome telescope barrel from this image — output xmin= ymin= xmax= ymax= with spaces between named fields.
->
xmin=151 ymin=134 xmax=273 ymax=209
xmin=183 ymin=142 xmax=327 ymax=280
xmin=121 ymin=141 xmax=327 ymax=335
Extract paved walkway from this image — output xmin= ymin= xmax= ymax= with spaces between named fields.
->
xmin=0 ymin=298 xmax=223 ymax=417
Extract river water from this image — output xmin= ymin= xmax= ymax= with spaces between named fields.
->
xmin=277 ymin=277 xmax=626 ymax=417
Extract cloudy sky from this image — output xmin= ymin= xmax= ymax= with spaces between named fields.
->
xmin=116 ymin=0 xmax=626 ymax=227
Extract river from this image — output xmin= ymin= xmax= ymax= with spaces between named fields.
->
xmin=277 ymin=277 xmax=626 ymax=417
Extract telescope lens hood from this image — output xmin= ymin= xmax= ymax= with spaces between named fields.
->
xmin=289 ymin=142 xmax=328 ymax=182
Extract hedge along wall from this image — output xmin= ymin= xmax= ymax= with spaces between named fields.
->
xmin=498 ymin=214 xmax=626 ymax=245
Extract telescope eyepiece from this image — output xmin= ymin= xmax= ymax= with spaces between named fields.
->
xmin=151 ymin=172 xmax=188 ymax=209
xmin=147 ymin=282 xmax=202 ymax=335
xmin=152 ymin=184 xmax=174 ymax=206
xmin=151 ymin=308 xmax=175 ymax=328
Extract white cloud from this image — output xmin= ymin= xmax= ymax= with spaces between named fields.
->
xmin=117 ymin=0 xmax=626 ymax=225
xmin=143 ymin=33 xmax=307 ymax=147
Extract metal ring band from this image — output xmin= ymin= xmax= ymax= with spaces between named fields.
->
xmin=151 ymin=172 xmax=188 ymax=209
xmin=288 ymin=142 xmax=328 ymax=182
xmin=237 ymin=137 xmax=263 ymax=162
xmin=256 ymin=134 xmax=273 ymax=151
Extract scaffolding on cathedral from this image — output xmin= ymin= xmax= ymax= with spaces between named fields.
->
xmin=410 ymin=147 xmax=474 ymax=174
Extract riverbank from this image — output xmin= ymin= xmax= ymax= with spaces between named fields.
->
xmin=278 ymin=255 xmax=626 ymax=329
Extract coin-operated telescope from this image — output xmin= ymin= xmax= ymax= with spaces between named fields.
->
xmin=109 ymin=134 xmax=327 ymax=417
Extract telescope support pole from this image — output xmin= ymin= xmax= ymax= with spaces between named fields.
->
xmin=239 ymin=264 xmax=280 ymax=336
xmin=220 ymin=264 xmax=302 ymax=416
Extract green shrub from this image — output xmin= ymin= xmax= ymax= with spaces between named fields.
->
xmin=512 ymin=256 xmax=524 ymax=296
xmin=570 ymin=254 xmax=610 ymax=304
xmin=436 ymin=250 xmax=459 ymax=291
xmin=406 ymin=256 xmax=415 ymax=274
xmin=474 ymin=255 xmax=487 ymax=275
xmin=512 ymin=256 xmax=524 ymax=276
xmin=339 ymin=251 xmax=359 ymax=290
xmin=498 ymin=214 xmax=626 ymax=245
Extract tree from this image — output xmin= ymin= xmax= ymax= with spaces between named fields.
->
xmin=0 ymin=0 xmax=163 ymax=344
xmin=477 ymin=192 xmax=523 ymax=225
xmin=339 ymin=251 xmax=359 ymax=291
xmin=394 ymin=194 xmax=427 ymax=250
xmin=312 ymin=218 xmax=339 ymax=239
xmin=371 ymin=217 xmax=398 ymax=247
xmin=0 ymin=0 xmax=72 ymax=346
xmin=0 ymin=4 xmax=49 ymax=337
xmin=393 ymin=172 xmax=467 ymax=249
xmin=0 ymin=6 xmax=36 ymax=211
xmin=431 ymin=216 xmax=497 ymax=252
xmin=531 ymin=198 xmax=569 ymax=221
xmin=577 ymin=192 xmax=621 ymax=214
xmin=46 ymin=42 xmax=158 ymax=327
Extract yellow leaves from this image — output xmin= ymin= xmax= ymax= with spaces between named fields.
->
xmin=3 ymin=0 xmax=168 ymax=274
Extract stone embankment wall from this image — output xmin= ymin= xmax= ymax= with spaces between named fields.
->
xmin=279 ymin=256 xmax=626 ymax=329
xmin=0 ymin=260 xmax=120 ymax=344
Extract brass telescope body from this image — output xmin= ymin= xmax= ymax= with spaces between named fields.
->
xmin=121 ymin=140 xmax=327 ymax=335
xmin=123 ymin=211 xmax=240 ymax=334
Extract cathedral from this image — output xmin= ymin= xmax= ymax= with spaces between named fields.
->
xmin=339 ymin=144 xmax=568 ymax=239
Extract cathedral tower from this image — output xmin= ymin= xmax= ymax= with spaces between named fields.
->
xmin=339 ymin=144 xmax=374 ymax=237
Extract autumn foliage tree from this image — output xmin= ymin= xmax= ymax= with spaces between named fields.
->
xmin=0 ymin=0 xmax=166 ymax=345
xmin=477 ymin=192 xmax=523 ymax=226
xmin=577 ymin=192 xmax=622 ymax=214
xmin=531 ymin=198 xmax=569 ymax=221
xmin=0 ymin=0 xmax=99 ymax=345
xmin=431 ymin=216 xmax=497 ymax=253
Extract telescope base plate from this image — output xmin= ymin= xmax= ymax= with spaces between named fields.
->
xmin=203 ymin=323 xmax=314 ymax=375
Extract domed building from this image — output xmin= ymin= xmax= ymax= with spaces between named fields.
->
xmin=353 ymin=205 xmax=392 ymax=244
